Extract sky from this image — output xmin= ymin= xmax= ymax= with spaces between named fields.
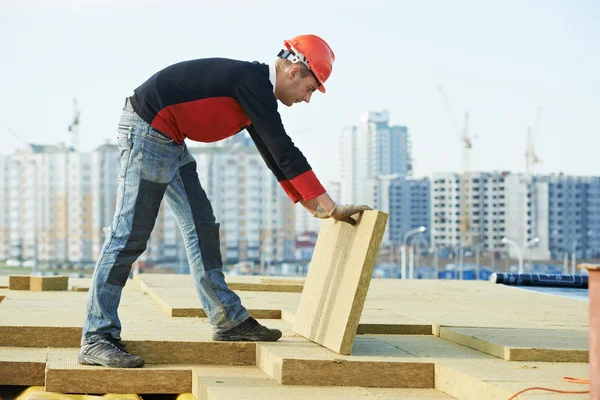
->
xmin=1 ymin=0 xmax=598 ymax=185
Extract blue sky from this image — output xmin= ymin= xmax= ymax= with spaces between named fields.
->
xmin=1 ymin=0 xmax=598 ymax=185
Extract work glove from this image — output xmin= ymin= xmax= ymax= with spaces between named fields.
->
xmin=312 ymin=204 xmax=372 ymax=226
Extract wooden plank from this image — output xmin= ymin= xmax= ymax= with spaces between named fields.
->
xmin=0 ymin=347 xmax=47 ymax=385
xmin=9 ymin=275 xmax=30 ymax=290
xmin=45 ymin=348 xmax=193 ymax=394
xmin=255 ymin=335 xmax=433 ymax=388
xmin=439 ymin=326 xmax=588 ymax=362
xmin=293 ymin=210 xmax=388 ymax=355
xmin=30 ymin=276 xmax=69 ymax=291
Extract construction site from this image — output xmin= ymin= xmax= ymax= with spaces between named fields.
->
xmin=1 ymin=4 xmax=596 ymax=399
xmin=0 ymin=212 xmax=594 ymax=399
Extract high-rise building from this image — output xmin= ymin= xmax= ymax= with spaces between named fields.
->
xmin=432 ymin=172 xmax=515 ymax=255
xmin=66 ymin=151 xmax=93 ymax=263
xmin=90 ymin=143 xmax=120 ymax=257
xmin=504 ymin=174 xmax=551 ymax=261
xmin=374 ymin=177 xmax=430 ymax=246
xmin=184 ymin=135 xmax=295 ymax=266
xmin=190 ymin=143 xmax=264 ymax=264
xmin=549 ymin=176 xmax=600 ymax=259
xmin=2 ymin=144 xmax=79 ymax=265
xmin=340 ymin=111 xmax=412 ymax=205
xmin=431 ymin=172 xmax=600 ymax=262
xmin=509 ymin=174 xmax=600 ymax=260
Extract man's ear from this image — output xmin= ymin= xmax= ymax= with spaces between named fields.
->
xmin=288 ymin=65 xmax=301 ymax=80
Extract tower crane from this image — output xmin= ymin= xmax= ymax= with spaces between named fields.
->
xmin=437 ymin=86 xmax=475 ymax=247
xmin=526 ymin=107 xmax=542 ymax=258
xmin=526 ymin=107 xmax=542 ymax=178
xmin=68 ymin=98 xmax=81 ymax=151
xmin=6 ymin=126 xmax=28 ymax=146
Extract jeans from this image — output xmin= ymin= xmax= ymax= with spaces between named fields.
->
xmin=81 ymin=98 xmax=250 ymax=345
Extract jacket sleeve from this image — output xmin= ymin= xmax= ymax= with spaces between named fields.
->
xmin=235 ymin=80 xmax=326 ymax=202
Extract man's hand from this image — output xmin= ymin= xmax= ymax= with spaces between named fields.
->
xmin=313 ymin=203 xmax=372 ymax=226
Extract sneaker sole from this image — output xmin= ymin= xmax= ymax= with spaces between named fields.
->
xmin=77 ymin=354 xmax=145 ymax=368
xmin=213 ymin=332 xmax=283 ymax=342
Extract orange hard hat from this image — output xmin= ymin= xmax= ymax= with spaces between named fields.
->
xmin=279 ymin=34 xmax=335 ymax=93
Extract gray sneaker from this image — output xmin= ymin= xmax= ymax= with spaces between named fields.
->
xmin=213 ymin=317 xmax=282 ymax=342
xmin=78 ymin=338 xmax=145 ymax=368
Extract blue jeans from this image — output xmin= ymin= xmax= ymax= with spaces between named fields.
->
xmin=81 ymin=98 xmax=250 ymax=345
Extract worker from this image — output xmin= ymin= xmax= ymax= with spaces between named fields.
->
xmin=78 ymin=34 xmax=371 ymax=368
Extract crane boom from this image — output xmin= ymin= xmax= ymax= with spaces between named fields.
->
xmin=437 ymin=86 xmax=474 ymax=247
xmin=6 ymin=126 xmax=27 ymax=145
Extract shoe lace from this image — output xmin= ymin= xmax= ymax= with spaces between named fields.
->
xmin=102 ymin=338 xmax=128 ymax=353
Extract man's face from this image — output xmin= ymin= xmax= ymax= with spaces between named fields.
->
xmin=280 ymin=66 xmax=319 ymax=107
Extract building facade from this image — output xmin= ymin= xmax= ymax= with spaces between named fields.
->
xmin=374 ymin=177 xmax=430 ymax=246
xmin=0 ymin=134 xmax=297 ymax=270
xmin=341 ymin=110 xmax=412 ymax=205
xmin=432 ymin=172 xmax=512 ymax=255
